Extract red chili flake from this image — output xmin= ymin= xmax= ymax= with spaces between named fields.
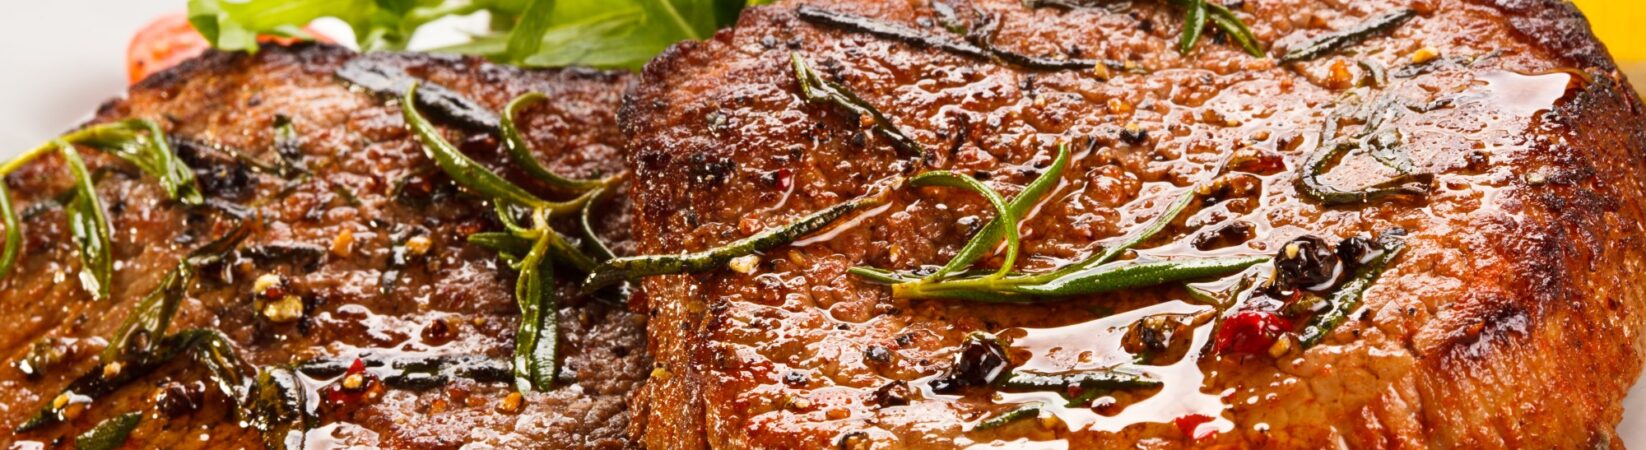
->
xmin=1214 ymin=310 xmax=1294 ymax=355
xmin=1173 ymin=414 xmax=1216 ymax=440
xmin=762 ymin=168 xmax=794 ymax=191
xmin=322 ymin=358 xmax=380 ymax=407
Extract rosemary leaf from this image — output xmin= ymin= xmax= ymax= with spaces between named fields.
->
xmin=1000 ymin=369 xmax=1161 ymax=391
xmin=72 ymin=119 xmax=205 ymax=206
xmin=74 ymin=411 xmax=141 ymax=450
xmin=583 ymin=192 xmax=884 ymax=292
xmin=16 ymin=330 xmax=237 ymax=432
xmin=1279 ymin=9 xmax=1415 ymax=63
xmin=0 ymin=182 xmax=18 ymax=280
xmin=184 ymin=329 xmax=257 ymax=415
xmin=403 ymin=85 xmax=546 ymax=209
xmin=1177 ymin=0 xmax=1208 ymax=55
xmin=791 ymin=53 xmax=927 ymax=161
xmin=513 ymin=227 xmax=558 ymax=392
xmin=60 ymin=142 xmax=113 ymax=301
xmin=579 ymin=189 xmax=617 ymax=262
xmin=973 ymin=405 xmax=1041 ymax=431
xmin=894 ymin=256 xmax=1269 ymax=301
xmin=249 ymin=367 xmax=314 ymax=450
xmin=1205 ymin=2 xmax=1264 ymax=57
xmin=912 ymin=171 xmax=1020 ymax=279
xmin=1297 ymin=235 xmax=1405 ymax=347
xmin=503 ymin=93 xmax=613 ymax=192
xmin=930 ymin=144 xmax=1070 ymax=281
xmin=103 ymin=221 xmax=254 ymax=365
xmin=1298 ymin=140 xmax=1433 ymax=205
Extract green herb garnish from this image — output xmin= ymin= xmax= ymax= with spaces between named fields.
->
xmin=791 ymin=54 xmax=926 ymax=161
xmin=73 ymin=411 xmax=141 ymax=450
xmin=404 ymin=85 xmax=612 ymax=392
xmin=189 ymin=0 xmax=770 ymax=70
xmin=0 ymin=183 xmax=19 ymax=281
xmin=853 ymin=186 xmax=1267 ymax=302
xmin=909 ymin=170 xmax=1021 ymax=280
xmin=582 ymin=191 xmax=885 ymax=292
xmin=0 ymin=120 xmax=203 ymax=290
xmin=1298 ymin=94 xmax=1433 ymax=205
xmin=1018 ymin=0 xmax=1264 ymax=57
xmin=1001 ymin=369 xmax=1160 ymax=391
xmin=1279 ymin=9 xmax=1416 ymax=63
xmin=60 ymin=142 xmax=114 ymax=301
xmin=103 ymin=221 xmax=254 ymax=365
xmin=502 ymin=93 xmax=618 ymax=192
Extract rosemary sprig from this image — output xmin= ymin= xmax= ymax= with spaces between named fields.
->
xmin=0 ymin=119 xmax=204 ymax=286
xmin=931 ymin=144 xmax=1070 ymax=282
xmin=502 ymin=93 xmax=618 ymax=192
xmin=854 ymin=187 xmax=1267 ymax=301
xmin=512 ymin=208 xmax=559 ymax=392
xmin=582 ymin=192 xmax=886 ymax=292
xmin=16 ymin=329 xmax=253 ymax=433
xmin=1176 ymin=0 xmax=1208 ymax=55
xmin=1202 ymin=2 xmax=1264 ymax=57
xmin=74 ymin=411 xmax=141 ymax=450
xmin=1297 ymin=234 xmax=1405 ymax=347
xmin=70 ymin=119 xmax=206 ymax=205
xmin=791 ymin=53 xmax=926 ymax=161
xmin=249 ymin=367 xmax=315 ymax=449
xmin=1017 ymin=0 xmax=1265 ymax=57
xmin=1298 ymin=140 xmax=1432 ymax=205
xmin=1278 ymin=9 xmax=1415 ymax=63
xmin=103 ymin=221 xmax=254 ymax=365
xmin=60 ymin=141 xmax=114 ymax=301
xmin=1000 ymin=369 xmax=1160 ymax=391
xmin=404 ymin=86 xmax=606 ymax=392
xmin=910 ymin=170 xmax=1021 ymax=280
xmin=16 ymin=220 xmax=253 ymax=434
xmin=1298 ymin=95 xmax=1433 ymax=205
xmin=0 ymin=183 xmax=18 ymax=279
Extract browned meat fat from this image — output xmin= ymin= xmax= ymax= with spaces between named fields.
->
xmin=622 ymin=0 xmax=1646 ymax=448
xmin=0 ymin=44 xmax=644 ymax=449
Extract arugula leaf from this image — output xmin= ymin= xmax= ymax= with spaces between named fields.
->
xmin=189 ymin=0 xmax=771 ymax=70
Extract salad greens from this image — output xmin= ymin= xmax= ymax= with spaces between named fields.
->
xmin=189 ymin=0 xmax=772 ymax=69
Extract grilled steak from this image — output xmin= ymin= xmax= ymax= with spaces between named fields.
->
xmin=622 ymin=0 xmax=1646 ymax=448
xmin=0 ymin=44 xmax=644 ymax=449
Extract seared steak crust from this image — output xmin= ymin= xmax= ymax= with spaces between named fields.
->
xmin=623 ymin=0 xmax=1646 ymax=448
xmin=0 ymin=44 xmax=643 ymax=449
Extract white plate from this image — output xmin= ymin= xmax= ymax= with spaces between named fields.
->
xmin=0 ymin=0 xmax=1642 ymax=445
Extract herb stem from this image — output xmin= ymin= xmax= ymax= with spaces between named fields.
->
xmin=0 ymin=182 xmax=18 ymax=280
xmin=927 ymin=144 xmax=1070 ymax=282
xmin=60 ymin=141 xmax=113 ymax=300
xmin=583 ymin=191 xmax=885 ymax=292
xmin=910 ymin=170 xmax=1019 ymax=280
xmin=503 ymin=93 xmax=620 ymax=192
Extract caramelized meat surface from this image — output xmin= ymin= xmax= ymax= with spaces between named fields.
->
xmin=623 ymin=0 xmax=1646 ymax=448
xmin=0 ymin=44 xmax=643 ymax=449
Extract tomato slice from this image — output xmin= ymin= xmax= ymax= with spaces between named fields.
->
xmin=127 ymin=13 xmax=209 ymax=85
xmin=127 ymin=13 xmax=335 ymax=85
